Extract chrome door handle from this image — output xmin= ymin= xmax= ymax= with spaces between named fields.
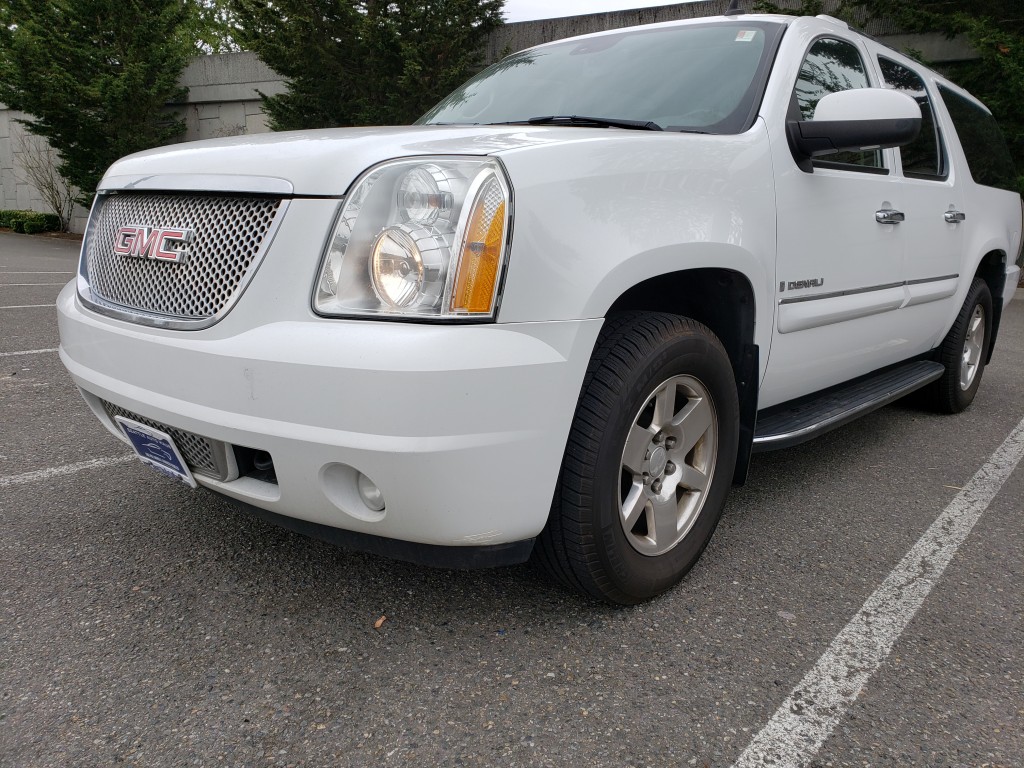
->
xmin=875 ymin=209 xmax=905 ymax=224
xmin=944 ymin=210 xmax=967 ymax=223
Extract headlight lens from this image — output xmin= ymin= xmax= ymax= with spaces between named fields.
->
xmin=369 ymin=226 xmax=444 ymax=309
xmin=397 ymin=165 xmax=454 ymax=227
xmin=314 ymin=157 xmax=512 ymax=320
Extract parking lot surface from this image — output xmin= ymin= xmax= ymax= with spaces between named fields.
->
xmin=1 ymin=230 xmax=1021 ymax=767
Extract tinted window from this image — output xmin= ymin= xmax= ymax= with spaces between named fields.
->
xmin=879 ymin=57 xmax=944 ymax=178
xmin=939 ymin=86 xmax=1018 ymax=192
xmin=793 ymin=38 xmax=882 ymax=170
xmin=420 ymin=22 xmax=785 ymax=134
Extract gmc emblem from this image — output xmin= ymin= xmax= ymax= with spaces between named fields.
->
xmin=113 ymin=226 xmax=194 ymax=263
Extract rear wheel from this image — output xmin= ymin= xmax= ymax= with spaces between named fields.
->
xmin=536 ymin=312 xmax=739 ymax=605
xmin=927 ymin=278 xmax=992 ymax=414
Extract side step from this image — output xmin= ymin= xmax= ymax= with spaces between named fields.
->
xmin=752 ymin=360 xmax=944 ymax=452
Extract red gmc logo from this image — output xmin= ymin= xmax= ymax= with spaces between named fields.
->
xmin=113 ymin=226 xmax=194 ymax=263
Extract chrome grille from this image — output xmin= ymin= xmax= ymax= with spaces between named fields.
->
xmin=83 ymin=193 xmax=283 ymax=324
xmin=101 ymin=401 xmax=219 ymax=478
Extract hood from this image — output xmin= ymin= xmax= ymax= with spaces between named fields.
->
xmin=98 ymin=125 xmax=633 ymax=197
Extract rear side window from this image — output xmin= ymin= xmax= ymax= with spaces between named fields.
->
xmin=878 ymin=57 xmax=944 ymax=179
xmin=793 ymin=38 xmax=883 ymax=171
xmin=938 ymin=85 xmax=1018 ymax=192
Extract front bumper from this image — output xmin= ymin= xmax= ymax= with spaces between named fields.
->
xmin=58 ymin=281 xmax=602 ymax=556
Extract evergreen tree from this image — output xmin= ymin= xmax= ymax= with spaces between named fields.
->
xmin=229 ymin=0 xmax=505 ymax=130
xmin=0 ymin=0 xmax=195 ymax=206
xmin=187 ymin=0 xmax=241 ymax=54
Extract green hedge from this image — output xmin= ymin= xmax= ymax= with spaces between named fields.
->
xmin=0 ymin=209 xmax=62 ymax=234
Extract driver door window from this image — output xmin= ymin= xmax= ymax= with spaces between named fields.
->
xmin=793 ymin=38 xmax=884 ymax=171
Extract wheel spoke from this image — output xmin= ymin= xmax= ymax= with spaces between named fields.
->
xmin=622 ymin=423 xmax=654 ymax=474
xmin=652 ymin=383 xmax=675 ymax=431
xmin=673 ymin=397 xmax=712 ymax=453
xmin=650 ymin=494 xmax=680 ymax=547
xmin=679 ymin=464 xmax=710 ymax=493
xmin=621 ymin=483 xmax=648 ymax=531
xmin=968 ymin=312 xmax=982 ymax=339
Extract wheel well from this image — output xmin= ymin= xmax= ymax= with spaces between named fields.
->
xmin=606 ymin=269 xmax=755 ymax=368
xmin=975 ymin=251 xmax=1005 ymax=302
xmin=606 ymin=269 xmax=758 ymax=485
xmin=974 ymin=251 xmax=1006 ymax=363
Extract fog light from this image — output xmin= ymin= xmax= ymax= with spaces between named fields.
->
xmin=320 ymin=463 xmax=385 ymax=522
xmin=357 ymin=472 xmax=385 ymax=512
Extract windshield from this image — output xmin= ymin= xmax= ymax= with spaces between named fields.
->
xmin=419 ymin=21 xmax=785 ymax=134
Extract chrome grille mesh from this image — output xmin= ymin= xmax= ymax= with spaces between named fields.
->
xmin=84 ymin=193 xmax=282 ymax=322
xmin=102 ymin=401 xmax=219 ymax=477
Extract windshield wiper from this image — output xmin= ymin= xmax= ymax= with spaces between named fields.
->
xmin=529 ymin=115 xmax=663 ymax=131
xmin=487 ymin=115 xmax=663 ymax=131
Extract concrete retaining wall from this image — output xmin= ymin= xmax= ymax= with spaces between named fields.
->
xmin=1 ymin=3 xmax=977 ymax=233
xmin=174 ymin=51 xmax=287 ymax=141
xmin=0 ymin=108 xmax=40 ymax=213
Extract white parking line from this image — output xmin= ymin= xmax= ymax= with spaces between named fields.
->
xmin=0 ymin=348 xmax=58 ymax=358
xmin=731 ymin=414 xmax=1024 ymax=768
xmin=0 ymin=304 xmax=55 ymax=309
xmin=0 ymin=271 xmax=74 ymax=274
xmin=0 ymin=455 xmax=134 ymax=489
xmin=0 ymin=282 xmax=69 ymax=286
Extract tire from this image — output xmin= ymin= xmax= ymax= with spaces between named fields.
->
xmin=536 ymin=311 xmax=739 ymax=605
xmin=927 ymin=278 xmax=992 ymax=414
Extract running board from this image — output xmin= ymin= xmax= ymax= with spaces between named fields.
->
xmin=752 ymin=360 xmax=944 ymax=452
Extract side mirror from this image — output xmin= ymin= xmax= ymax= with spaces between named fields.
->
xmin=787 ymin=88 xmax=922 ymax=170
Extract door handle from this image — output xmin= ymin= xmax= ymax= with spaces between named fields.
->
xmin=944 ymin=210 xmax=967 ymax=223
xmin=875 ymin=209 xmax=905 ymax=224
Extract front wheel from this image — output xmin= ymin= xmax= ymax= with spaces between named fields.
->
xmin=536 ymin=312 xmax=739 ymax=605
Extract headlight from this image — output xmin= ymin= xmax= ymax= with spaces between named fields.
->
xmin=314 ymin=157 xmax=512 ymax=320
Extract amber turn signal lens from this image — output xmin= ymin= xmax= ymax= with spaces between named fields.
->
xmin=451 ymin=177 xmax=507 ymax=314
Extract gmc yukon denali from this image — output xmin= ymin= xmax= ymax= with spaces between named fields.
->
xmin=58 ymin=13 xmax=1022 ymax=604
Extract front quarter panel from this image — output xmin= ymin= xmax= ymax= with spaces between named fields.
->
xmin=495 ymin=123 xmax=776 ymax=361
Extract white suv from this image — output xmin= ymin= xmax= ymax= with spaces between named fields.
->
xmin=58 ymin=12 xmax=1022 ymax=604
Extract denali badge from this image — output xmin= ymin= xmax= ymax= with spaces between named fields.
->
xmin=113 ymin=226 xmax=194 ymax=263
xmin=779 ymin=277 xmax=824 ymax=292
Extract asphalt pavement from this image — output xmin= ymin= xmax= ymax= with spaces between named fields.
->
xmin=1 ymin=230 xmax=1021 ymax=767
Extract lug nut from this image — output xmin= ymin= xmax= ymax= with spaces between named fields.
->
xmin=665 ymin=436 xmax=677 ymax=449
xmin=665 ymin=461 xmax=676 ymax=474
xmin=651 ymin=479 xmax=663 ymax=494
xmin=653 ymin=433 xmax=665 ymax=444
xmin=642 ymin=472 xmax=651 ymax=485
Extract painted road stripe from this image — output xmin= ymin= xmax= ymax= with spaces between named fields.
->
xmin=0 ymin=455 xmax=134 ymax=489
xmin=0 ymin=271 xmax=74 ymax=274
xmin=732 ymin=414 xmax=1024 ymax=768
xmin=0 ymin=304 xmax=55 ymax=309
xmin=0 ymin=348 xmax=58 ymax=358
xmin=0 ymin=282 xmax=69 ymax=286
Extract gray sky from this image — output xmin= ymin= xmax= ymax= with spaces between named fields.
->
xmin=503 ymin=1 xmax=685 ymax=23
